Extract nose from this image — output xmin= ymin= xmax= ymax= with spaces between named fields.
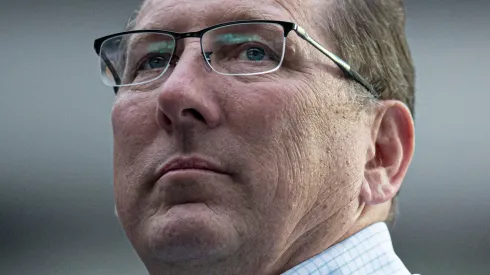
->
xmin=156 ymin=48 xmax=221 ymax=134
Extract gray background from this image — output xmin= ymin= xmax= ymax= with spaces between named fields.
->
xmin=1 ymin=0 xmax=489 ymax=274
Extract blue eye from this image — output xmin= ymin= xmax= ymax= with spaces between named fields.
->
xmin=138 ymin=55 xmax=171 ymax=71
xmin=245 ymin=47 xmax=266 ymax=61
xmin=148 ymin=57 xmax=167 ymax=68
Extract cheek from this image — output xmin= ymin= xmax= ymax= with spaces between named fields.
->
xmin=228 ymin=78 xmax=367 ymax=219
xmin=112 ymin=94 xmax=159 ymax=163
xmin=223 ymin=80 xmax=295 ymax=145
xmin=221 ymin=81 xmax=317 ymax=213
xmin=218 ymin=82 xmax=297 ymax=210
xmin=111 ymin=95 xmax=160 ymax=214
xmin=299 ymin=86 xmax=368 ymax=221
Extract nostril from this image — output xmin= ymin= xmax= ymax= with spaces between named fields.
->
xmin=181 ymin=108 xmax=205 ymax=123
xmin=163 ymin=114 xmax=172 ymax=126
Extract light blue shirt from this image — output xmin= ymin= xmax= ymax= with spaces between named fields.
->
xmin=283 ymin=222 xmax=418 ymax=275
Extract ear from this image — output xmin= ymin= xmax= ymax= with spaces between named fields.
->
xmin=360 ymin=100 xmax=415 ymax=205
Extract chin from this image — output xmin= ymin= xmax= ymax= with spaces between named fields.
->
xmin=142 ymin=203 xmax=240 ymax=263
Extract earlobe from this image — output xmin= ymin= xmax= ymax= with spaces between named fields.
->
xmin=361 ymin=167 xmax=399 ymax=205
xmin=361 ymin=101 xmax=415 ymax=205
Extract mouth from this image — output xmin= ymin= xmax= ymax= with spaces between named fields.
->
xmin=154 ymin=156 xmax=228 ymax=208
xmin=158 ymin=156 xmax=226 ymax=177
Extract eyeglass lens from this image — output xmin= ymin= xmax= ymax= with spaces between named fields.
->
xmin=99 ymin=22 xmax=285 ymax=87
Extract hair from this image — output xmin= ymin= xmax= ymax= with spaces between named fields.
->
xmin=323 ymin=0 xmax=415 ymax=113
xmin=123 ymin=0 xmax=415 ymax=226
xmin=125 ymin=8 xmax=140 ymax=31
xmin=321 ymin=0 xmax=415 ymax=225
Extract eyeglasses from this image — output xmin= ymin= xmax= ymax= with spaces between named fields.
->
xmin=93 ymin=20 xmax=375 ymax=95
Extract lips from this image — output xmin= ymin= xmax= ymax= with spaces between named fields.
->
xmin=155 ymin=156 xmax=226 ymax=207
xmin=158 ymin=156 xmax=225 ymax=177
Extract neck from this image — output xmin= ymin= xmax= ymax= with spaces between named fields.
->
xmin=274 ymin=200 xmax=391 ymax=274
xmin=145 ymin=202 xmax=390 ymax=275
xmin=144 ymin=240 xmax=277 ymax=275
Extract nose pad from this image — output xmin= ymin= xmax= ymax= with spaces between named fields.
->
xmin=204 ymin=52 xmax=213 ymax=63
xmin=203 ymin=51 xmax=213 ymax=72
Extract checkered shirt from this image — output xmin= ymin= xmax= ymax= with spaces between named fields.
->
xmin=282 ymin=222 xmax=417 ymax=275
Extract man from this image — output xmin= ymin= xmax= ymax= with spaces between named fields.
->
xmin=93 ymin=0 xmax=417 ymax=274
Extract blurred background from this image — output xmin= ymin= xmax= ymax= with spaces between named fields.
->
xmin=1 ymin=0 xmax=489 ymax=274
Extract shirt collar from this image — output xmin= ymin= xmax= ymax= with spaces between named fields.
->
xmin=282 ymin=222 xmax=412 ymax=275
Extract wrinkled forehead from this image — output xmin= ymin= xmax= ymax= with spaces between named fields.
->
xmin=136 ymin=0 xmax=310 ymax=31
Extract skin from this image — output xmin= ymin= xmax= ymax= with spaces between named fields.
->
xmin=111 ymin=0 xmax=415 ymax=274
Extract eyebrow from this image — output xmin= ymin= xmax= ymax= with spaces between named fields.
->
xmin=137 ymin=5 xmax=285 ymax=31
xmin=216 ymin=6 xmax=280 ymax=23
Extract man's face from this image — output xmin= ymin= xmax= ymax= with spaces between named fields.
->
xmin=112 ymin=0 xmax=371 ymax=270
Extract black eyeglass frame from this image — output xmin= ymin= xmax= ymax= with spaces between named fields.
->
xmin=94 ymin=19 xmax=375 ymax=95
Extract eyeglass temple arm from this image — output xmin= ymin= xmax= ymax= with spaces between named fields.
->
xmin=294 ymin=26 xmax=377 ymax=95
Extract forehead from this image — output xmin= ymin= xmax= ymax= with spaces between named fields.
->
xmin=137 ymin=0 xmax=309 ymax=31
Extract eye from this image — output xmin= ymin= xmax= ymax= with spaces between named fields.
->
xmin=243 ymin=47 xmax=265 ymax=61
xmin=238 ymin=46 xmax=273 ymax=62
xmin=137 ymin=54 xmax=172 ymax=71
